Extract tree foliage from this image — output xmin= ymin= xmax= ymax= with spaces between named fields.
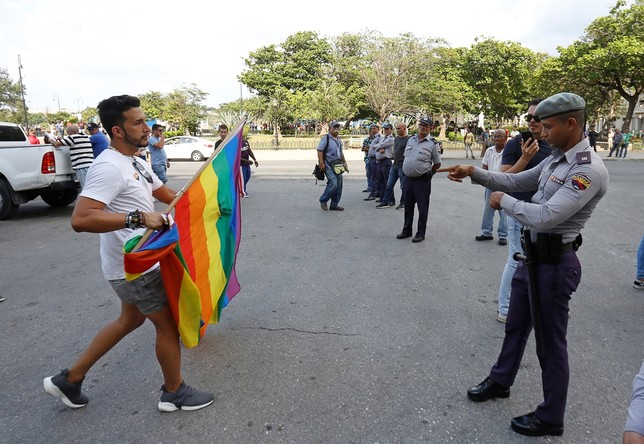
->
xmin=0 ymin=67 xmax=24 ymax=122
xmin=460 ymin=38 xmax=544 ymax=124
xmin=547 ymin=0 xmax=644 ymax=132
xmin=139 ymin=91 xmax=165 ymax=120
xmin=239 ymin=31 xmax=332 ymax=97
xmin=162 ymin=84 xmax=208 ymax=134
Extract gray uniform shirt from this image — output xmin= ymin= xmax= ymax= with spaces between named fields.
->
xmin=367 ymin=134 xmax=382 ymax=158
xmin=317 ymin=134 xmax=343 ymax=164
xmin=402 ymin=134 xmax=442 ymax=177
xmin=372 ymin=134 xmax=394 ymax=160
xmin=471 ymin=137 xmax=609 ymax=243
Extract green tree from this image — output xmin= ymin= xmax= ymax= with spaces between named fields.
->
xmin=239 ymin=31 xmax=332 ymax=97
xmin=0 ymin=67 xmax=24 ymax=122
xmin=164 ymin=84 xmax=208 ymax=135
xmin=460 ymin=38 xmax=543 ymax=124
xmin=535 ymin=57 xmax=626 ymax=132
xmin=263 ymin=87 xmax=294 ymax=145
xmin=294 ymin=80 xmax=354 ymax=131
xmin=139 ymin=91 xmax=166 ymax=120
xmin=360 ymin=33 xmax=432 ymax=122
xmin=552 ymin=0 xmax=644 ymax=132
xmin=410 ymin=45 xmax=475 ymax=136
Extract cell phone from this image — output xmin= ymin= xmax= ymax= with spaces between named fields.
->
xmin=521 ymin=131 xmax=533 ymax=143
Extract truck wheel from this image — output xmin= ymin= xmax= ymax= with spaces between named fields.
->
xmin=191 ymin=151 xmax=204 ymax=161
xmin=0 ymin=180 xmax=18 ymax=220
xmin=41 ymin=189 xmax=78 ymax=208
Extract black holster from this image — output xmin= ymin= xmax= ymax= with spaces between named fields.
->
xmin=522 ymin=233 xmax=582 ymax=264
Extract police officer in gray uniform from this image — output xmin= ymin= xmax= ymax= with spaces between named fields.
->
xmin=396 ymin=118 xmax=441 ymax=243
xmin=372 ymin=123 xmax=395 ymax=206
xmin=440 ymin=93 xmax=609 ymax=437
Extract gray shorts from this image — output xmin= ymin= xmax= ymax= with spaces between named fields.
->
xmin=109 ymin=267 xmax=168 ymax=315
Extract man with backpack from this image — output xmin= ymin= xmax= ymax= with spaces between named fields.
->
xmin=318 ymin=121 xmax=348 ymax=211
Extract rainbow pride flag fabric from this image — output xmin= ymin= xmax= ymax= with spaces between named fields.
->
xmin=123 ymin=123 xmax=243 ymax=347
xmin=123 ymin=225 xmax=203 ymax=348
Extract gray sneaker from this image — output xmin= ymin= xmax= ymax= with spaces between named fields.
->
xmin=158 ymin=381 xmax=214 ymax=412
xmin=43 ymin=369 xmax=89 ymax=408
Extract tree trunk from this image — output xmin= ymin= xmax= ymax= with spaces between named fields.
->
xmin=621 ymin=95 xmax=638 ymax=133
xmin=438 ymin=115 xmax=447 ymax=140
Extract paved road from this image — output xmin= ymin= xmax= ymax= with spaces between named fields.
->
xmin=0 ymin=151 xmax=642 ymax=443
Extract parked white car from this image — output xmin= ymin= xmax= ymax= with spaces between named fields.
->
xmin=163 ymin=136 xmax=215 ymax=161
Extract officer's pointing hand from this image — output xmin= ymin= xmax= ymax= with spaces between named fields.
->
xmin=489 ymin=192 xmax=505 ymax=210
xmin=435 ymin=165 xmax=474 ymax=182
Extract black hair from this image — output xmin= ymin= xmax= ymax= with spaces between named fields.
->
xmin=97 ymin=95 xmax=141 ymax=139
xmin=218 ymin=124 xmax=228 ymax=131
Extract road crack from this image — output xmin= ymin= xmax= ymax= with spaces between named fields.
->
xmin=234 ymin=326 xmax=359 ymax=337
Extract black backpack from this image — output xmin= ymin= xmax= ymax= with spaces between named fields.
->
xmin=312 ymin=135 xmax=330 ymax=183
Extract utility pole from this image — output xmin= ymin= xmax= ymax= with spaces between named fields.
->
xmin=239 ymin=82 xmax=243 ymax=119
xmin=18 ymin=55 xmax=28 ymax=129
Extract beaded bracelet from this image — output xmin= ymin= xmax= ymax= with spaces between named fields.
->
xmin=125 ymin=210 xmax=146 ymax=229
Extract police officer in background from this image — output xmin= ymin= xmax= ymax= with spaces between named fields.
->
xmin=439 ymin=93 xmax=609 ymax=437
xmin=364 ymin=124 xmax=381 ymax=201
xmin=372 ymin=123 xmax=394 ymax=207
xmin=396 ymin=118 xmax=441 ymax=243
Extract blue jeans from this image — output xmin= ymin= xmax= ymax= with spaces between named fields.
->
xmin=319 ymin=163 xmax=343 ymax=207
xmin=241 ymin=164 xmax=251 ymax=194
xmin=151 ymin=163 xmax=167 ymax=184
xmin=366 ymin=158 xmax=377 ymax=196
xmin=365 ymin=157 xmax=374 ymax=192
xmin=637 ymin=234 xmax=644 ymax=279
xmin=382 ymin=165 xmax=405 ymax=205
xmin=498 ymin=216 xmax=522 ymax=316
xmin=481 ymin=188 xmax=508 ymax=238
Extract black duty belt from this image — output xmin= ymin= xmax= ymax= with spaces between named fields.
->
xmin=526 ymin=241 xmax=575 ymax=254
xmin=408 ymin=172 xmax=432 ymax=181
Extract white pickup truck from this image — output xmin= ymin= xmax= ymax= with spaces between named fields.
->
xmin=0 ymin=122 xmax=79 ymax=219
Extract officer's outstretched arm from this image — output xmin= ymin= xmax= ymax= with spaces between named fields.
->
xmin=436 ymin=165 xmax=474 ymax=182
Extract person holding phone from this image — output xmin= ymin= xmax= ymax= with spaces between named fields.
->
xmin=148 ymin=124 xmax=167 ymax=183
xmin=494 ymin=99 xmax=553 ymax=323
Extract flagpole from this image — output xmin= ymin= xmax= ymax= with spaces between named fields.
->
xmin=132 ymin=118 xmax=247 ymax=251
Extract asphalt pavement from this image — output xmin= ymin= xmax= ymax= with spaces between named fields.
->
xmin=0 ymin=148 xmax=642 ymax=443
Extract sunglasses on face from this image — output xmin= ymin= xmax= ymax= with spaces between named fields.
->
xmin=525 ymin=114 xmax=541 ymax=122
xmin=132 ymin=159 xmax=153 ymax=183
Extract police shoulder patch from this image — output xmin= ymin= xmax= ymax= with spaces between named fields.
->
xmin=571 ymin=174 xmax=591 ymax=191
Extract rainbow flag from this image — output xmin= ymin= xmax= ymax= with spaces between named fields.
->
xmin=123 ymin=122 xmax=243 ymax=347
xmin=123 ymin=225 xmax=203 ymax=348
xmin=174 ymin=125 xmax=243 ymax=336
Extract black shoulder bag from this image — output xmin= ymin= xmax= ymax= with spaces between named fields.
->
xmin=313 ymin=134 xmax=329 ymax=183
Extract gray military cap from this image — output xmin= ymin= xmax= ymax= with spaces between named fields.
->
xmin=534 ymin=92 xmax=586 ymax=120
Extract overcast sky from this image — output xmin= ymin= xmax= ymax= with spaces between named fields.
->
xmin=2 ymin=0 xmax=617 ymax=113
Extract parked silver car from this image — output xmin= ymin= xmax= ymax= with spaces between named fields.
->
xmin=163 ymin=136 xmax=215 ymax=161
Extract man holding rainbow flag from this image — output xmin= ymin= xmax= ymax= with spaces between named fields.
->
xmin=44 ymin=94 xmax=243 ymax=412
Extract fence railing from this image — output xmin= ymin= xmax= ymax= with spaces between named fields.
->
xmin=248 ymin=138 xmax=644 ymax=151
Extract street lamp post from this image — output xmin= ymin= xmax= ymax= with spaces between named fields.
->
xmin=18 ymin=55 xmax=28 ymax=129
xmin=53 ymin=94 xmax=60 ymax=111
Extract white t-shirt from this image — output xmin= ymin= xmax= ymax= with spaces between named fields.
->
xmin=482 ymin=147 xmax=504 ymax=172
xmin=81 ymin=149 xmax=163 ymax=280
